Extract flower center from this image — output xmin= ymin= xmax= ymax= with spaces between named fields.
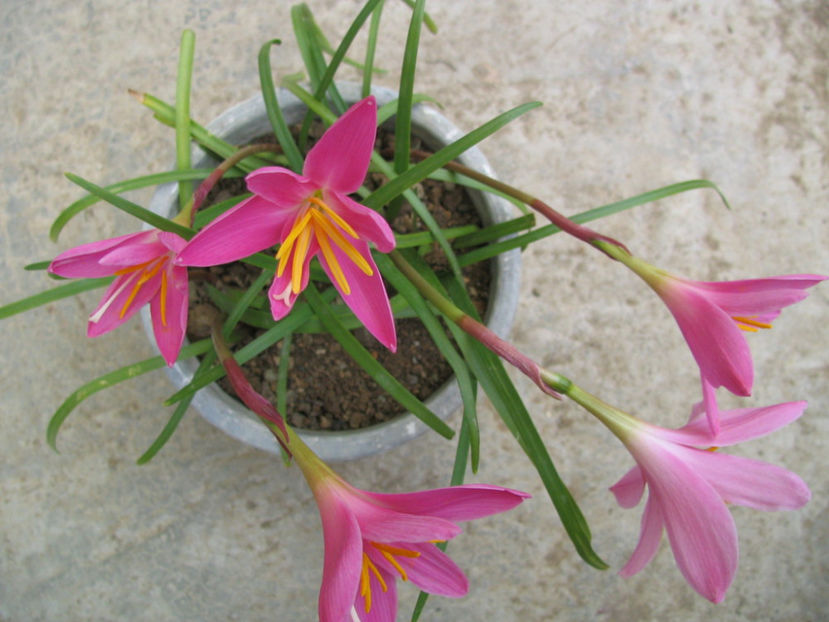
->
xmin=274 ymin=193 xmax=373 ymax=296
xmin=91 ymin=255 xmax=170 ymax=326
xmin=732 ymin=315 xmax=773 ymax=333
xmin=359 ymin=541 xmax=421 ymax=613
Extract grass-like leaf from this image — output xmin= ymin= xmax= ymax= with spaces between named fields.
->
xmin=397 ymin=0 xmax=438 ymax=33
xmin=375 ymin=253 xmax=480 ymax=469
xmin=258 ymin=39 xmax=305 ymax=172
xmin=459 ymin=179 xmax=730 ymax=267
xmin=193 ymin=192 xmax=250 ymax=229
xmin=64 ymin=173 xmax=195 ymax=239
xmin=362 ymin=0 xmax=385 ymax=98
xmin=47 ymin=339 xmax=213 ymax=451
xmin=50 ymin=169 xmax=242 ymax=242
xmin=176 ymin=29 xmax=196 ymax=209
xmin=0 ymin=277 xmax=112 ymax=319
xmin=393 ymin=0 xmax=426 ymax=175
xmin=302 ymin=283 xmax=454 ymax=439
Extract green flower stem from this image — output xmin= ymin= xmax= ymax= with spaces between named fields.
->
xmin=410 ymin=149 xmax=629 ymax=258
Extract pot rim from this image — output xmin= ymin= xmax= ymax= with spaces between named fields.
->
xmin=141 ymin=82 xmax=521 ymax=461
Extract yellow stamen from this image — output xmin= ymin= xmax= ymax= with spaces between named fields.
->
xmin=311 ymin=211 xmax=373 ymax=276
xmin=359 ymin=552 xmax=388 ymax=614
xmin=291 ymin=226 xmax=312 ymax=294
xmin=732 ymin=316 xmax=773 ymax=331
xmin=119 ymin=258 xmax=165 ymax=318
xmin=371 ymin=542 xmax=421 ymax=582
xmin=159 ymin=270 xmax=168 ymax=327
xmin=314 ymin=227 xmax=351 ymax=294
xmin=275 ymin=211 xmax=313 ymax=271
xmin=307 ymin=195 xmax=358 ymax=238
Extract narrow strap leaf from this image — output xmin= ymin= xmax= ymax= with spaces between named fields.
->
xmin=394 ymin=0 xmax=426 ymax=175
xmin=64 ymin=173 xmax=195 ymax=239
xmin=136 ymin=350 xmax=216 ymax=464
xmin=47 ymin=339 xmax=213 ymax=451
xmin=276 ymin=332 xmax=293 ymax=416
xmin=397 ymin=0 xmax=438 ymax=33
xmin=362 ymin=0 xmax=385 ymax=98
xmin=50 ymin=169 xmax=242 ymax=242
xmin=258 ymin=39 xmax=305 ymax=172
xmin=175 ymin=29 xmax=196 ymax=208
xmin=0 ymin=277 xmax=112 ymax=319
xmin=302 ymin=283 xmax=454 ymax=439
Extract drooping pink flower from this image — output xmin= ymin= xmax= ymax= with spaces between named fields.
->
xmin=604 ymin=246 xmax=825 ymax=433
xmin=290 ymin=439 xmax=528 ymax=622
xmin=603 ymin=399 xmax=810 ymax=603
xmin=49 ymin=229 xmax=189 ymax=366
xmin=176 ymin=96 xmax=397 ymax=351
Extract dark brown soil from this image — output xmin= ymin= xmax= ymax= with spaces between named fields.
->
xmin=186 ymin=124 xmax=490 ymax=431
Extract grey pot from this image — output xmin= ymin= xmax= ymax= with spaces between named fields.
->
xmin=142 ymin=83 xmax=521 ymax=461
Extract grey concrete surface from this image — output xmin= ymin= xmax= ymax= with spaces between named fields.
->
xmin=2 ymin=1 xmax=827 ymax=621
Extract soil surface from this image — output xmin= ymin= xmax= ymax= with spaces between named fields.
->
xmin=186 ymin=125 xmax=490 ymax=431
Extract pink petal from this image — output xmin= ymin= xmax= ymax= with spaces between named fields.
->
xmin=49 ymin=231 xmax=155 ymax=278
xmin=686 ymin=274 xmax=827 ymax=316
xmin=678 ymin=448 xmax=811 ymax=511
xmin=245 ymin=167 xmax=318 ymax=208
xmin=637 ymin=443 xmax=738 ymax=603
xmin=157 ymin=231 xmax=188 ymax=254
xmin=609 ymin=466 xmax=646 ymax=509
xmin=619 ymin=494 xmax=664 ymax=577
xmin=348 ymin=496 xmax=461 ymax=543
xmin=325 ymin=190 xmax=396 ymax=252
xmin=150 ymin=264 xmax=189 ymax=366
xmin=98 ymin=237 xmax=167 ymax=267
xmin=373 ymin=542 xmax=469 ymax=598
xmin=176 ymin=195 xmax=293 ymax=266
xmin=357 ymin=564 xmax=397 ymax=622
xmin=362 ymin=484 xmax=530 ymax=522
xmin=319 ymin=237 xmax=397 ymax=352
xmin=661 ymin=282 xmax=753 ymax=396
xmin=303 ymin=96 xmax=377 ymax=193
xmin=700 ymin=377 xmax=721 ymax=436
xmin=314 ymin=488 xmax=363 ymax=622
xmin=86 ymin=269 xmax=162 ymax=337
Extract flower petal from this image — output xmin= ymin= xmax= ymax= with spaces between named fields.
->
xmin=303 ymin=96 xmax=377 ymax=193
xmin=325 ymin=190 xmax=396 ymax=252
xmin=87 ymin=269 xmax=162 ymax=337
xmin=348 ymin=496 xmax=461 ymax=543
xmin=660 ymin=282 xmax=753 ymax=396
xmin=362 ymin=484 xmax=530 ymax=522
xmin=678 ymin=447 xmax=811 ymax=510
xmin=49 ymin=231 xmax=155 ymax=278
xmin=150 ymin=264 xmax=188 ymax=366
xmin=266 ymin=237 xmax=318 ymax=320
xmin=176 ymin=195 xmax=292 ymax=266
xmin=686 ymin=274 xmax=827 ymax=316
xmin=319 ymin=237 xmax=397 ymax=352
xmin=98 ymin=236 xmax=167 ymax=267
xmin=314 ymin=487 xmax=363 ymax=622
xmin=357 ymin=564 xmax=397 ymax=622
xmin=619 ymin=493 xmax=664 ymax=577
xmin=375 ymin=542 xmax=469 ymax=598
xmin=609 ymin=466 xmax=646 ymax=509
xmin=245 ymin=167 xmax=318 ymax=208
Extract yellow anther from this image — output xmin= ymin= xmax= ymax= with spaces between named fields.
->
xmin=732 ymin=316 xmax=773 ymax=331
xmin=370 ymin=542 xmax=421 ymax=583
xmin=291 ymin=227 xmax=312 ymax=294
xmin=314 ymin=227 xmax=351 ymax=294
xmin=311 ymin=211 xmax=373 ymax=276
xmin=160 ymin=270 xmax=168 ymax=327
xmin=360 ymin=552 xmax=387 ymax=614
xmin=119 ymin=258 xmax=165 ymax=318
xmin=307 ymin=195 xmax=358 ymax=238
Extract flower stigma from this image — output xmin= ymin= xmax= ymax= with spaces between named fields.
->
xmin=274 ymin=192 xmax=373 ymax=296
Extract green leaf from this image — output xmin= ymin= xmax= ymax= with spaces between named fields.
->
xmin=0 ymin=277 xmax=112 ymax=319
xmin=375 ymin=253 xmax=479 ymax=468
xmin=193 ymin=192 xmax=250 ymax=229
xmin=47 ymin=339 xmax=213 ymax=451
xmin=23 ymin=261 xmax=52 ymax=271
xmin=394 ymin=0 xmax=426 ymax=175
xmin=397 ymin=0 xmax=438 ymax=33
xmin=453 ymin=214 xmax=536 ymax=249
xmin=291 ymin=3 xmax=345 ymax=114
xmin=302 ymin=283 xmax=454 ymax=440
xmin=258 ymin=39 xmax=305 ymax=172
xmin=362 ymin=0 xmax=385 ymax=98
xmin=137 ymin=351 xmax=216 ymax=464
xmin=363 ymin=101 xmax=542 ymax=210
xmin=64 ymin=173 xmax=195 ymax=239
xmin=458 ymin=179 xmax=730 ymax=267
xmin=50 ymin=169 xmax=242 ymax=242
xmin=175 ymin=29 xmax=196 ymax=209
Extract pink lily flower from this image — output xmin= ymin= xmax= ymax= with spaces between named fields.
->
xmin=49 ymin=229 xmax=189 ymax=366
xmin=287 ymin=436 xmax=528 ymax=621
xmin=176 ymin=96 xmax=398 ymax=351
xmin=602 ymin=245 xmax=825 ymax=433
xmin=601 ymin=397 xmax=810 ymax=603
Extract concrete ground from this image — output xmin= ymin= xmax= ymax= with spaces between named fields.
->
xmin=2 ymin=1 xmax=827 ymax=620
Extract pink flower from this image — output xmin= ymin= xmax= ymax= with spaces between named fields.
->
xmin=604 ymin=399 xmax=810 ymax=603
xmin=292 ymin=441 xmax=529 ymax=622
xmin=604 ymin=247 xmax=825 ymax=433
xmin=49 ymin=229 xmax=189 ymax=366
xmin=176 ymin=96 xmax=397 ymax=351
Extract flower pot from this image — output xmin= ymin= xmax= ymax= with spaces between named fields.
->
xmin=142 ymin=83 xmax=521 ymax=461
